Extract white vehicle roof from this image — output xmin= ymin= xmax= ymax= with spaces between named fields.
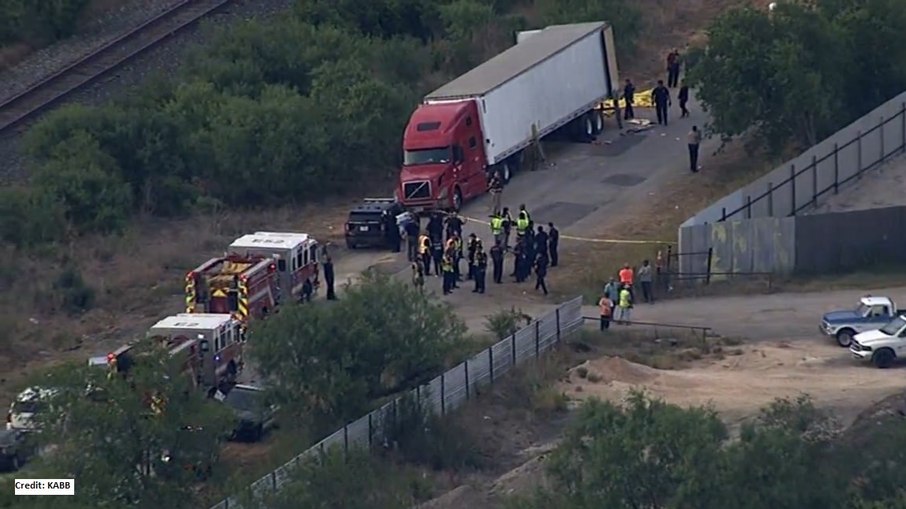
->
xmin=861 ymin=296 xmax=893 ymax=307
xmin=150 ymin=313 xmax=234 ymax=331
xmin=230 ymin=231 xmax=313 ymax=250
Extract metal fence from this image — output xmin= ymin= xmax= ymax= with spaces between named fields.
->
xmin=718 ymin=102 xmax=906 ymax=221
xmin=209 ymin=297 xmax=584 ymax=509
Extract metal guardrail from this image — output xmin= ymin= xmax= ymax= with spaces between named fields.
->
xmin=581 ymin=316 xmax=711 ymax=342
xmin=209 ymin=297 xmax=585 ymax=509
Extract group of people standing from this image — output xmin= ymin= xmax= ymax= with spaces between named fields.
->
xmin=406 ymin=200 xmax=561 ymax=297
xmin=597 ymin=257 xmax=660 ymax=331
xmin=621 ymin=48 xmax=702 ymax=173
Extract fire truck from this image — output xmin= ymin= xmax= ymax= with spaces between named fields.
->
xmin=227 ymin=231 xmax=320 ymax=303
xmin=101 ymin=313 xmax=245 ymax=393
xmin=185 ymin=250 xmax=281 ymax=324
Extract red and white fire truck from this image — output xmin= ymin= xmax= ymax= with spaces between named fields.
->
xmin=227 ymin=231 xmax=320 ymax=302
xmin=185 ymin=231 xmax=320 ymax=323
xmin=100 ymin=313 xmax=245 ymax=392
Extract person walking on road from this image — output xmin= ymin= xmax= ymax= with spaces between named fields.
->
xmin=490 ymin=211 xmax=504 ymax=247
xmin=405 ymin=219 xmax=420 ymax=261
xmin=534 ymin=253 xmax=549 ymax=295
xmin=547 ymin=222 xmax=559 ymax=267
xmin=619 ymin=263 xmax=635 ymax=301
xmin=411 ymin=260 xmax=425 ymax=293
xmin=501 ymin=207 xmax=514 ymax=249
xmin=488 ymin=170 xmax=504 ymax=213
xmin=490 ymin=241 xmax=504 ymax=284
xmin=688 ymin=125 xmax=702 ymax=173
xmin=441 ymin=254 xmax=454 ymax=295
xmin=466 ymin=233 xmax=479 ymax=280
xmin=473 ymin=243 xmax=488 ymax=294
xmin=598 ymin=294 xmax=613 ymax=330
xmin=666 ymin=49 xmax=681 ymax=88
xmin=533 ymin=225 xmax=549 ymax=259
xmin=323 ymin=255 xmax=337 ymax=301
xmin=419 ymin=233 xmax=432 ymax=276
xmin=431 ymin=237 xmax=443 ymax=276
xmin=653 ymin=81 xmax=671 ymax=126
xmin=678 ymin=81 xmax=690 ymax=118
xmin=623 ymin=78 xmax=636 ymax=120
xmin=638 ymin=259 xmax=654 ymax=303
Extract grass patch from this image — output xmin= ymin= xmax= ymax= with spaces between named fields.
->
xmin=573 ymin=326 xmax=741 ymax=370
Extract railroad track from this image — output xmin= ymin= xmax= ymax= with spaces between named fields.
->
xmin=0 ymin=0 xmax=234 ymax=135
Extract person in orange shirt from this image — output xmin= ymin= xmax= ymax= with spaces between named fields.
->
xmin=618 ymin=263 xmax=635 ymax=300
xmin=598 ymin=294 xmax=613 ymax=331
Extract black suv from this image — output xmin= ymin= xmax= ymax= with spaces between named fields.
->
xmin=344 ymin=198 xmax=406 ymax=249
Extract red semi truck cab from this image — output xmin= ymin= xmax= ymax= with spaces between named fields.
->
xmin=398 ymin=100 xmax=488 ymax=212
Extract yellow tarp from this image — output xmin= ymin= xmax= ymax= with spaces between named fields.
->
xmin=599 ymin=88 xmax=655 ymax=110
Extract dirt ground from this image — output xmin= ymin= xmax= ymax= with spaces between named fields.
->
xmin=562 ymin=338 xmax=906 ymax=429
xmin=812 ymin=152 xmax=906 ymax=213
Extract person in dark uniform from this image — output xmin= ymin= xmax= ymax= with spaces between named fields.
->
xmin=501 ymin=207 xmax=513 ymax=249
xmin=427 ymin=212 xmax=444 ymax=242
xmin=547 ymin=222 xmax=559 ymax=267
xmin=323 ymin=255 xmax=337 ymax=300
xmin=441 ymin=254 xmax=454 ymax=295
xmin=431 ymin=238 xmax=444 ymax=277
xmin=473 ymin=243 xmax=488 ymax=294
xmin=466 ymin=233 xmax=479 ymax=280
xmin=534 ymin=225 xmax=549 ymax=259
xmin=405 ymin=219 xmax=420 ymax=261
xmin=511 ymin=237 xmax=523 ymax=278
xmin=517 ymin=239 xmax=531 ymax=283
xmin=653 ymin=80 xmax=671 ymax=126
xmin=384 ymin=211 xmax=401 ymax=252
xmin=445 ymin=213 xmax=464 ymax=242
xmin=534 ymin=253 xmax=549 ymax=295
xmin=300 ymin=278 xmax=313 ymax=303
xmin=490 ymin=241 xmax=504 ymax=284
xmin=678 ymin=80 xmax=690 ymax=118
xmin=623 ymin=78 xmax=636 ymax=120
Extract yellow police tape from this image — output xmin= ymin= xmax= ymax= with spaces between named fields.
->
xmin=463 ymin=215 xmax=671 ymax=245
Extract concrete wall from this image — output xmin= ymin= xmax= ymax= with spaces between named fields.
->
xmin=682 ymin=90 xmax=906 ymax=227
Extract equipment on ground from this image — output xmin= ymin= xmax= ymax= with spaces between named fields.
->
xmin=397 ymin=21 xmax=620 ymax=213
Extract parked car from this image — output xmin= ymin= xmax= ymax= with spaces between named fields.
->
xmin=220 ymin=384 xmax=278 ymax=442
xmin=820 ymin=296 xmax=903 ymax=347
xmin=0 ymin=429 xmax=37 ymax=471
xmin=850 ymin=314 xmax=906 ymax=368
xmin=6 ymin=387 xmax=58 ymax=432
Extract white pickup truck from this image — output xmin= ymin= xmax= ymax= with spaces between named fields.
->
xmin=850 ymin=314 xmax=906 ymax=368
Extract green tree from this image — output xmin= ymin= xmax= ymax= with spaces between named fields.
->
xmin=7 ymin=351 xmax=232 ymax=509
xmin=0 ymin=186 xmax=64 ymax=248
xmin=295 ymin=0 xmax=442 ymax=41
xmin=32 ymin=132 xmax=133 ymax=234
xmin=251 ymin=271 xmax=466 ymax=428
xmin=0 ymin=0 xmax=91 ymax=45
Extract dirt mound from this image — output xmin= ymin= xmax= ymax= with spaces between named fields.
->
xmin=416 ymin=485 xmax=490 ymax=509
xmin=571 ymin=357 xmax=660 ymax=385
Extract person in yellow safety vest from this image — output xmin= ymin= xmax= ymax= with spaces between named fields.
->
xmin=419 ymin=234 xmax=432 ymax=276
xmin=489 ymin=212 xmax=504 ymax=247
xmin=447 ymin=235 xmax=463 ymax=283
xmin=516 ymin=208 xmax=530 ymax=239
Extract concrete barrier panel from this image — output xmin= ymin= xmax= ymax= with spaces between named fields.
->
xmin=730 ymin=220 xmax=755 ymax=273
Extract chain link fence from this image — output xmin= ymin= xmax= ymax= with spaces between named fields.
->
xmin=209 ymin=296 xmax=584 ymax=509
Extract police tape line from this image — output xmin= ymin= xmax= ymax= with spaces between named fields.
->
xmin=462 ymin=215 xmax=672 ymax=245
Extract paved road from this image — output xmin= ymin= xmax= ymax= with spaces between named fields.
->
xmin=330 ymin=93 xmax=715 ymax=321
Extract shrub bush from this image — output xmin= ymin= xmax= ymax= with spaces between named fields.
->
xmin=0 ymin=0 xmax=91 ymax=46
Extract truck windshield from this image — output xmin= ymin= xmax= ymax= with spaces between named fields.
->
xmin=879 ymin=316 xmax=906 ymax=335
xmin=855 ymin=303 xmax=870 ymax=315
xmin=404 ymin=147 xmax=451 ymax=166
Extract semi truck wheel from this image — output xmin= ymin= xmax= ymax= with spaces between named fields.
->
xmin=872 ymin=348 xmax=895 ymax=369
xmin=582 ymin=114 xmax=594 ymax=139
xmin=593 ymin=110 xmax=605 ymax=134
xmin=501 ymin=161 xmax=512 ymax=183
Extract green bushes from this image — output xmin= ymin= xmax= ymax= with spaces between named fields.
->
xmin=0 ymin=0 xmax=91 ymax=46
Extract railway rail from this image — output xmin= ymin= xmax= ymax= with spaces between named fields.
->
xmin=0 ymin=0 xmax=234 ymax=135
